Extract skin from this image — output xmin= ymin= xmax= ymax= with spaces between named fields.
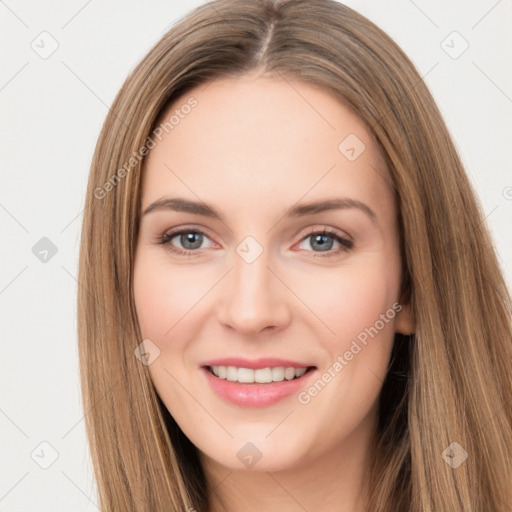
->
xmin=133 ymin=71 xmax=414 ymax=512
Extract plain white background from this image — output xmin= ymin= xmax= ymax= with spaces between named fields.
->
xmin=1 ymin=1 xmax=511 ymax=510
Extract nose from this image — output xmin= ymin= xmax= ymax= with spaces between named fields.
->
xmin=216 ymin=245 xmax=291 ymax=335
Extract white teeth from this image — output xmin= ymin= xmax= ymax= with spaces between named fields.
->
xmin=284 ymin=367 xmax=295 ymax=380
xmin=237 ymin=367 xmax=254 ymax=383
xmin=209 ymin=365 xmax=309 ymax=383
xmin=271 ymin=367 xmax=285 ymax=382
xmin=254 ymin=367 xmax=273 ymax=383
xmin=226 ymin=366 xmax=238 ymax=382
xmin=295 ymin=368 xmax=307 ymax=378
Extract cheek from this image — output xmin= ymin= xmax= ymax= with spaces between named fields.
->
xmin=290 ymin=261 xmax=401 ymax=450
xmin=133 ymin=252 xmax=212 ymax=340
xmin=290 ymin=254 xmax=402 ymax=412
xmin=297 ymin=258 xmax=401 ymax=345
xmin=133 ymin=253 xmax=204 ymax=412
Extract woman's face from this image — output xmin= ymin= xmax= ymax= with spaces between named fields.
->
xmin=133 ymin=74 xmax=413 ymax=473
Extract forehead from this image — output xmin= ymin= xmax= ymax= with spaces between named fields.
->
xmin=141 ymin=75 xmax=394 ymax=221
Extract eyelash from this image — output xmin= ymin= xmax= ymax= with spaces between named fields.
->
xmin=156 ymin=226 xmax=354 ymax=258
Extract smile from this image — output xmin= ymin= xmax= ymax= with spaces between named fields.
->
xmin=200 ymin=358 xmax=317 ymax=407
xmin=207 ymin=365 xmax=310 ymax=383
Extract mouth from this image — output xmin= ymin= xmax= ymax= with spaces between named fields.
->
xmin=205 ymin=364 xmax=316 ymax=384
xmin=200 ymin=359 xmax=317 ymax=407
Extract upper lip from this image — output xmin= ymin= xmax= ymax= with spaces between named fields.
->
xmin=201 ymin=357 xmax=316 ymax=370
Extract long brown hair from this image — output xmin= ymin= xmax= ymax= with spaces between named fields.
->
xmin=77 ymin=1 xmax=512 ymax=510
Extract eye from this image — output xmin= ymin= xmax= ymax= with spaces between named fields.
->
xmin=295 ymin=227 xmax=354 ymax=258
xmin=156 ymin=226 xmax=354 ymax=258
xmin=157 ymin=228 xmax=214 ymax=257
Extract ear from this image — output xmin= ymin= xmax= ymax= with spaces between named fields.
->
xmin=394 ymin=300 xmax=415 ymax=335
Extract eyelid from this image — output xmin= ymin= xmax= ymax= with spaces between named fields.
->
xmin=296 ymin=225 xmax=353 ymax=244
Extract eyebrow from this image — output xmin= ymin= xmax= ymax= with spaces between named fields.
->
xmin=142 ymin=197 xmax=376 ymax=223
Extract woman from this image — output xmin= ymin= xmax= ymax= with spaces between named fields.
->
xmin=78 ymin=1 xmax=512 ymax=510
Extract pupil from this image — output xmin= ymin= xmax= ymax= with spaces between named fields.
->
xmin=311 ymin=234 xmax=332 ymax=252
xmin=181 ymin=232 xmax=202 ymax=250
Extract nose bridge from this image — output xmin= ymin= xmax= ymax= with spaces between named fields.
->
xmin=218 ymin=235 xmax=290 ymax=334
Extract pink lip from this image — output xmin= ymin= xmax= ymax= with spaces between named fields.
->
xmin=200 ymin=362 xmax=317 ymax=408
xmin=201 ymin=357 xmax=313 ymax=369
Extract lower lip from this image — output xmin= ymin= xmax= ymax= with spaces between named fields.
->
xmin=201 ymin=367 xmax=316 ymax=407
